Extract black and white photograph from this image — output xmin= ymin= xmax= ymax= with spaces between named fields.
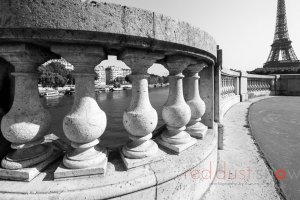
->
xmin=0 ymin=0 xmax=299 ymax=199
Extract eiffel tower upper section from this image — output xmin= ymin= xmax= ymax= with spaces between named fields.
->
xmin=264 ymin=0 xmax=300 ymax=69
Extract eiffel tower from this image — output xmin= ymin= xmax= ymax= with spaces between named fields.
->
xmin=264 ymin=0 xmax=300 ymax=69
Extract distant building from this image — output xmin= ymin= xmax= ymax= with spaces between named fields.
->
xmin=94 ymin=65 xmax=106 ymax=85
xmin=123 ymin=68 xmax=131 ymax=77
xmin=105 ymin=66 xmax=131 ymax=84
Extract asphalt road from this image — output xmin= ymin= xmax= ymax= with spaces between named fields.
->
xmin=249 ymin=97 xmax=300 ymax=200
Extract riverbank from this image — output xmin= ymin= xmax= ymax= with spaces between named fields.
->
xmin=38 ymin=83 xmax=169 ymax=96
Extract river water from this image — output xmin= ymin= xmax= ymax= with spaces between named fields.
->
xmin=41 ymin=87 xmax=169 ymax=147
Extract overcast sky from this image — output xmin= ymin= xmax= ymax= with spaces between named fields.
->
xmin=100 ymin=0 xmax=300 ymax=75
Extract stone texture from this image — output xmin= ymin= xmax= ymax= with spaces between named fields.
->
xmin=156 ymin=146 xmax=218 ymax=200
xmin=156 ymin=136 xmax=197 ymax=153
xmin=0 ymin=149 xmax=62 ymax=181
xmin=109 ymin=187 xmax=156 ymax=200
xmin=120 ymin=148 xmax=164 ymax=169
xmin=152 ymin=128 xmax=218 ymax=184
xmin=219 ymin=94 xmax=240 ymax=123
xmin=51 ymin=45 xmax=108 ymax=171
xmin=183 ymin=63 xmax=208 ymax=139
xmin=157 ymin=56 xmax=198 ymax=153
xmin=0 ymin=127 xmax=218 ymax=200
xmin=0 ymin=0 xmax=217 ymax=58
xmin=0 ymin=44 xmax=57 ymax=175
xmin=54 ymin=155 xmax=108 ymax=179
xmin=119 ymin=50 xmax=164 ymax=167
xmin=199 ymin=65 xmax=215 ymax=128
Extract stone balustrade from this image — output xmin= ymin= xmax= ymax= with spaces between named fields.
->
xmin=0 ymin=1 xmax=281 ymax=199
xmin=215 ymin=68 xmax=276 ymax=123
xmin=0 ymin=1 xmax=218 ymax=199
xmin=221 ymin=75 xmax=236 ymax=98
xmin=247 ymin=78 xmax=271 ymax=92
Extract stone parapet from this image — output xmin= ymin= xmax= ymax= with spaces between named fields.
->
xmin=0 ymin=1 xmax=218 ymax=199
xmin=217 ymin=68 xmax=277 ymax=123
xmin=0 ymin=0 xmax=217 ymax=61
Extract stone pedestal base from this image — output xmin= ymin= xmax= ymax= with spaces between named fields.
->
xmin=0 ymin=149 xmax=63 ymax=182
xmin=186 ymin=123 xmax=208 ymax=139
xmin=54 ymin=150 xmax=108 ymax=179
xmin=156 ymin=136 xmax=197 ymax=153
xmin=120 ymin=148 xmax=164 ymax=170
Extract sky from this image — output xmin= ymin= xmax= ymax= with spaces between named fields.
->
xmin=100 ymin=0 xmax=300 ymax=75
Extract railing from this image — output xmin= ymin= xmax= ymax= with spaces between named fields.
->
xmin=216 ymin=68 xmax=276 ymax=123
xmin=221 ymin=75 xmax=236 ymax=98
xmin=247 ymin=78 xmax=271 ymax=92
xmin=0 ymin=1 xmax=218 ymax=199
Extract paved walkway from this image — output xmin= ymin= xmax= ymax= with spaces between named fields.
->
xmin=249 ymin=97 xmax=300 ymax=200
xmin=203 ymin=97 xmax=281 ymax=200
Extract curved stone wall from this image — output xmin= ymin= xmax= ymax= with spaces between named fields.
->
xmin=0 ymin=0 xmax=216 ymax=62
xmin=0 ymin=126 xmax=218 ymax=200
xmin=0 ymin=1 xmax=218 ymax=199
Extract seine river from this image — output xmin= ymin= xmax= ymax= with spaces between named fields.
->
xmin=41 ymin=87 xmax=169 ymax=147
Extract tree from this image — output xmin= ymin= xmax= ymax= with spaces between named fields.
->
xmin=38 ymin=61 xmax=74 ymax=87
xmin=125 ymin=75 xmax=132 ymax=83
xmin=115 ymin=76 xmax=125 ymax=84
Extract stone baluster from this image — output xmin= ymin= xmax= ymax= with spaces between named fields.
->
xmin=258 ymin=80 xmax=263 ymax=91
xmin=51 ymin=45 xmax=107 ymax=177
xmin=120 ymin=50 xmax=164 ymax=169
xmin=265 ymin=80 xmax=269 ymax=90
xmin=225 ymin=78 xmax=228 ymax=96
xmin=250 ymin=80 xmax=253 ymax=91
xmin=262 ymin=80 xmax=266 ymax=91
xmin=221 ymin=77 xmax=225 ymax=98
xmin=156 ymin=56 xmax=197 ymax=153
xmin=0 ymin=44 xmax=59 ymax=181
xmin=254 ymin=80 xmax=257 ymax=91
xmin=183 ymin=62 xmax=208 ymax=139
xmin=230 ymin=78 xmax=234 ymax=95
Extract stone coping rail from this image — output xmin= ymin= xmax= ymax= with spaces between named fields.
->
xmin=0 ymin=0 xmax=217 ymax=63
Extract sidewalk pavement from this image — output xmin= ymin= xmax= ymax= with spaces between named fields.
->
xmin=202 ymin=97 xmax=282 ymax=200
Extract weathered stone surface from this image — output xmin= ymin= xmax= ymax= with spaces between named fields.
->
xmin=50 ymin=45 xmax=108 ymax=170
xmin=154 ymin=13 xmax=216 ymax=57
xmin=156 ymin=136 xmax=197 ymax=153
xmin=0 ymin=0 xmax=217 ymax=59
xmin=157 ymin=146 xmax=218 ymax=200
xmin=152 ymin=128 xmax=218 ymax=184
xmin=54 ymin=156 xmax=108 ymax=179
xmin=200 ymin=66 xmax=215 ymax=128
xmin=109 ymin=187 xmax=156 ymax=200
xmin=119 ymin=51 xmax=164 ymax=169
xmin=120 ymin=148 xmax=164 ymax=169
xmin=220 ymin=94 xmax=240 ymax=123
xmin=183 ymin=63 xmax=208 ymax=139
xmin=0 ymin=128 xmax=218 ymax=200
xmin=0 ymin=149 xmax=62 ymax=181
xmin=0 ymin=44 xmax=56 ymax=173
